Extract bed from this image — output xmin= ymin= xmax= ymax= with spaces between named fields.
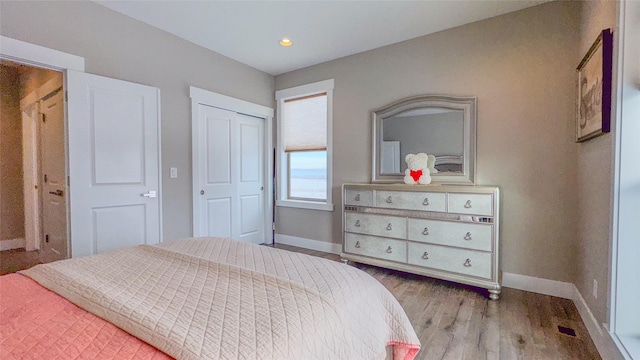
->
xmin=1 ymin=237 xmax=420 ymax=359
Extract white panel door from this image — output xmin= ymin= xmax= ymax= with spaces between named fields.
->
xmin=39 ymin=90 xmax=67 ymax=262
xmin=66 ymin=70 xmax=161 ymax=258
xmin=22 ymin=105 xmax=40 ymax=252
xmin=201 ymin=106 xmax=233 ymax=238
xmin=382 ymin=140 xmax=401 ymax=174
xmin=195 ymin=105 xmax=265 ymax=244
xmin=237 ymin=114 xmax=264 ymax=243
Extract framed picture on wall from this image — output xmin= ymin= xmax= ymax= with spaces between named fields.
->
xmin=576 ymin=28 xmax=613 ymax=142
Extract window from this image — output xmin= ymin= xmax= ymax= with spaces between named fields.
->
xmin=276 ymin=79 xmax=334 ymax=211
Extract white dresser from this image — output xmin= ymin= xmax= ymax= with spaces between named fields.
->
xmin=342 ymin=183 xmax=501 ymax=300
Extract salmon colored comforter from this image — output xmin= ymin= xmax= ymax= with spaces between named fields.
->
xmin=0 ymin=273 xmax=171 ymax=359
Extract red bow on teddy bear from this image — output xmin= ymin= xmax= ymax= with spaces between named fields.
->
xmin=410 ymin=169 xmax=422 ymax=182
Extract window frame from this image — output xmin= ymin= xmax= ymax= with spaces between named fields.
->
xmin=275 ymin=79 xmax=334 ymax=211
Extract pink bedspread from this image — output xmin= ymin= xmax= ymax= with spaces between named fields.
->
xmin=0 ymin=273 xmax=171 ymax=359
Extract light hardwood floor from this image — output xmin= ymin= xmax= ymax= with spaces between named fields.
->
xmin=271 ymin=243 xmax=601 ymax=360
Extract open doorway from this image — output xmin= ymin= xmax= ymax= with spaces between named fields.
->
xmin=0 ymin=59 xmax=67 ymax=274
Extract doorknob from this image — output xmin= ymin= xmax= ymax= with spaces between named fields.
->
xmin=141 ymin=190 xmax=157 ymax=198
xmin=49 ymin=189 xmax=64 ymax=196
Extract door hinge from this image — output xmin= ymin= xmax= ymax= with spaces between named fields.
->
xmin=45 ymin=234 xmax=49 ymax=243
xmin=40 ymin=113 xmax=46 ymax=123
xmin=67 ymin=176 xmax=70 ymax=186
xmin=44 ymin=174 xmax=48 ymax=183
xmin=65 ymin=90 xmax=68 ymax=102
xmin=272 ymin=222 xmax=276 ymax=231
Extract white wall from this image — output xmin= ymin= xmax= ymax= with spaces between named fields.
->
xmin=0 ymin=0 xmax=274 ymax=242
xmin=275 ymin=1 xmax=582 ymax=282
xmin=610 ymin=0 xmax=640 ymax=353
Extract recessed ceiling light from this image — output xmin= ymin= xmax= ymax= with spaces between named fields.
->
xmin=279 ymin=38 xmax=293 ymax=47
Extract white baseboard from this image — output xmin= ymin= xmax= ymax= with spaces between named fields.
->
xmin=274 ymin=234 xmax=341 ymax=255
xmin=571 ymin=285 xmax=626 ymax=360
xmin=503 ymin=272 xmax=625 ymax=359
xmin=0 ymin=238 xmax=26 ymax=251
xmin=502 ymin=271 xmax=574 ymax=299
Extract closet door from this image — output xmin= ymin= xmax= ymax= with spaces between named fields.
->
xmin=193 ymin=104 xmax=265 ymax=244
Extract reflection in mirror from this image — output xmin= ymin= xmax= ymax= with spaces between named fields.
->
xmin=382 ymin=109 xmax=464 ymax=174
xmin=372 ymin=95 xmax=476 ymax=184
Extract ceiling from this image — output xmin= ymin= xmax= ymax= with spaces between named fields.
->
xmin=96 ymin=0 xmax=549 ymax=76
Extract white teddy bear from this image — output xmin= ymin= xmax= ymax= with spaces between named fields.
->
xmin=404 ymin=153 xmax=434 ymax=185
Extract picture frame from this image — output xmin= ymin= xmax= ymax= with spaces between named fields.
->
xmin=576 ymin=28 xmax=613 ymax=142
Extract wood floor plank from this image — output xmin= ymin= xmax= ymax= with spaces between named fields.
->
xmin=271 ymin=243 xmax=602 ymax=360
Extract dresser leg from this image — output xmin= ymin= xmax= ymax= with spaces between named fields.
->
xmin=341 ymin=258 xmax=349 ymax=265
xmin=488 ymin=289 xmax=501 ymax=300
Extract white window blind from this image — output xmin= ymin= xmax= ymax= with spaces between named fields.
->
xmin=284 ymin=93 xmax=327 ymax=152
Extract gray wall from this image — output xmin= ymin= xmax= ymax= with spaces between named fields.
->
xmin=0 ymin=0 xmax=274 ymax=242
xmin=0 ymin=0 xmax=618 ymax=328
xmin=575 ymin=0 xmax=617 ymax=328
xmin=275 ymin=1 xmax=583 ymax=282
xmin=0 ymin=65 xmax=25 ymax=241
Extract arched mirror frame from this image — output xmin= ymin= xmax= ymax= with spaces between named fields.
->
xmin=372 ymin=95 xmax=477 ymax=184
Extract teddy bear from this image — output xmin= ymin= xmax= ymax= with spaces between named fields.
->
xmin=404 ymin=153 xmax=434 ymax=185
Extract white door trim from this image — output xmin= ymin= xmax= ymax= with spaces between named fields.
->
xmin=190 ymin=86 xmax=274 ymax=244
xmin=0 ymin=36 xmax=84 ymax=71
xmin=20 ymin=76 xmax=64 ymax=108
xmin=190 ymin=87 xmax=274 ymax=119
xmin=1 ymin=36 xmax=85 ymax=259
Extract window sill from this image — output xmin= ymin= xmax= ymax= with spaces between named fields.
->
xmin=616 ymin=334 xmax=640 ymax=359
xmin=276 ymin=200 xmax=334 ymax=212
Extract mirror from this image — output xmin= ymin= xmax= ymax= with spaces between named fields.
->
xmin=372 ymin=95 xmax=476 ymax=184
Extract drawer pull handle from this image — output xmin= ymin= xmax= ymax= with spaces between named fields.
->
xmin=464 ymin=232 xmax=472 ymax=240
xmin=386 ymin=196 xmax=393 ymax=203
xmin=422 ymin=227 xmax=429 ymax=235
xmin=355 ymin=220 xmax=361 ymax=227
xmin=464 ymin=259 xmax=472 ymax=267
xmin=386 ymin=246 xmax=393 ymax=253
xmin=386 ymin=223 xmax=393 ymax=231
xmin=464 ymin=200 xmax=472 ymax=208
xmin=355 ymin=241 xmax=361 ymax=248
xmin=422 ymin=252 xmax=429 ymax=260
xmin=355 ymin=194 xmax=360 ymax=201
xmin=423 ymin=198 xmax=429 ymax=206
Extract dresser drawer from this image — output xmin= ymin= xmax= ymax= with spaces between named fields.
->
xmin=448 ymin=193 xmax=493 ymax=216
xmin=345 ymin=233 xmax=407 ymax=263
xmin=407 ymin=242 xmax=492 ymax=279
xmin=345 ymin=212 xmax=406 ymax=239
xmin=345 ymin=189 xmax=373 ymax=206
xmin=375 ymin=191 xmax=446 ymax=212
xmin=407 ymin=218 xmax=493 ymax=251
